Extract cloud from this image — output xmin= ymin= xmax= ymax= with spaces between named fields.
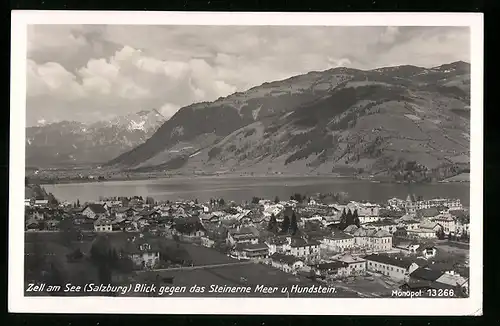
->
xmin=25 ymin=25 xmax=470 ymax=126
xmin=27 ymin=59 xmax=84 ymax=100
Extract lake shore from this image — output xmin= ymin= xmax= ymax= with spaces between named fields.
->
xmin=32 ymin=170 xmax=471 ymax=186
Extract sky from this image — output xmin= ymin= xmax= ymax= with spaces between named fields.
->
xmin=26 ymin=25 xmax=470 ymax=126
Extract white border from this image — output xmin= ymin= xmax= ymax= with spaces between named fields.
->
xmin=9 ymin=11 xmax=483 ymax=315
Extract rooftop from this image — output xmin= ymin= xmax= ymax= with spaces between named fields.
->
xmin=364 ymin=254 xmax=414 ymax=269
xmin=85 ymin=204 xmax=107 ymax=214
xmin=410 ymin=267 xmax=444 ymax=282
xmin=270 ymin=253 xmax=302 ymax=265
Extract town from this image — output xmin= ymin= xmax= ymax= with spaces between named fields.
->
xmin=24 ymin=185 xmax=470 ymax=298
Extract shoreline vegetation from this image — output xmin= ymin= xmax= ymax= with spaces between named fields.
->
xmin=26 ymin=170 xmax=470 ymax=186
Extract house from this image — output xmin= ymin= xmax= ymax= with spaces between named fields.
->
xmin=405 ymin=221 xmax=443 ymax=239
xmin=421 ymin=246 xmax=438 ymax=259
xmin=232 ymin=243 xmax=269 ymax=260
xmin=365 ymin=219 xmax=399 ymax=234
xmin=265 ymin=236 xmax=291 ymax=255
xmin=364 ymin=254 xmax=419 ymax=282
xmin=371 ymin=229 xmax=393 ymax=252
xmin=199 ymin=213 xmax=220 ymax=224
xmin=431 ymin=214 xmax=457 ymax=235
xmin=343 ymin=225 xmax=359 ymax=234
xmin=346 ymin=201 xmax=380 ymax=219
xmin=34 ymin=199 xmax=49 ymax=207
xmin=435 ymin=273 xmax=469 ymax=295
xmin=310 ymin=261 xmax=350 ymax=279
xmin=393 ymin=227 xmax=408 ymax=238
xmin=33 ymin=210 xmax=46 ymax=221
xmin=394 ymin=241 xmax=424 ymax=255
xmin=408 ymin=267 xmax=444 ymax=285
xmin=171 ymin=219 xmax=206 ymax=239
xmin=200 ymin=235 xmax=216 ymax=248
xmin=25 ymin=218 xmax=39 ymax=230
xmin=417 ymin=207 xmax=440 ymax=218
xmin=138 ymin=210 xmax=161 ymax=220
xmin=94 ymin=218 xmax=113 ymax=232
xmin=289 ymin=238 xmax=320 ymax=259
xmin=114 ymin=207 xmax=136 ymax=219
xmin=337 ymin=255 xmax=366 ymax=275
xmin=124 ymin=238 xmax=161 ymax=269
xmin=398 ymin=220 xmax=421 ymax=231
xmin=348 ymin=227 xmax=393 ymax=253
xmin=82 ymin=204 xmax=108 ymax=220
xmin=269 ymin=253 xmax=305 ymax=274
xmin=226 ymin=227 xmax=259 ymax=246
xmin=24 ymin=199 xmax=31 ymax=207
xmin=45 ymin=219 xmax=60 ymax=230
xmin=321 ymin=231 xmax=355 ymax=253
xmin=359 ymin=215 xmax=380 ymax=224
xmin=111 ymin=217 xmax=128 ymax=231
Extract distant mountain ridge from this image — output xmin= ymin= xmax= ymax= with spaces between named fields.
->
xmin=106 ymin=61 xmax=471 ymax=182
xmin=26 ymin=109 xmax=165 ymax=167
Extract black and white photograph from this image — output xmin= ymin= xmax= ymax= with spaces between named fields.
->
xmin=9 ymin=12 xmax=483 ymax=315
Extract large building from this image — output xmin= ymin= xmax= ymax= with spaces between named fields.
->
xmin=404 ymin=195 xmax=462 ymax=214
xmin=364 ymin=254 xmax=419 ymax=281
xmin=320 ymin=231 xmax=355 ymax=253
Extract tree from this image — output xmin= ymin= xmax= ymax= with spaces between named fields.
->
xmin=219 ymin=198 xmax=225 ymax=206
xmin=436 ymin=228 xmax=446 ymax=240
xmin=251 ymin=197 xmax=260 ymax=204
xmin=346 ymin=209 xmax=354 ymax=226
xmin=281 ymin=215 xmax=290 ymax=234
xmin=292 ymin=193 xmax=303 ymax=202
xmin=76 ymin=199 xmax=80 ymax=207
xmin=146 ymin=197 xmax=155 ymax=205
xmin=90 ymin=236 xmax=115 ymax=284
xmin=339 ymin=209 xmax=348 ymax=230
xmin=25 ymin=177 xmax=29 ymax=186
xmin=290 ymin=212 xmax=298 ymax=235
xmin=267 ymin=214 xmax=278 ymax=233
xmin=37 ymin=220 xmax=47 ymax=231
xmin=352 ymin=209 xmax=361 ymax=227
xmin=274 ymin=196 xmax=280 ymax=204
xmin=59 ymin=218 xmax=78 ymax=245
xmin=194 ymin=198 xmax=199 ymax=205
xmin=48 ymin=193 xmax=59 ymax=206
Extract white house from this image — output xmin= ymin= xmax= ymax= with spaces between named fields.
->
xmin=226 ymin=227 xmax=259 ymax=246
xmin=337 ymin=254 xmax=367 ymax=276
xmin=269 ymin=253 xmax=305 ymax=274
xmin=364 ymin=220 xmax=399 ymax=234
xmin=364 ymin=254 xmax=419 ymax=282
xmin=289 ymin=238 xmax=320 ymax=259
xmin=431 ymin=214 xmax=457 ymax=235
xmin=94 ymin=218 xmax=113 ymax=232
xmin=34 ymin=199 xmax=49 ymax=207
xmin=82 ymin=204 xmax=108 ymax=220
xmin=310 ymin=261 xmax=350 ymax=279
xmin=125 ymin=239 xmax=161 ymax=269
xmin=347 ymin=201 xmax=380 ymax=217
xmin=265 ymin=236 xmax=291 ymax=255
xmin=321 ymin=232 xmax=355 ymax=253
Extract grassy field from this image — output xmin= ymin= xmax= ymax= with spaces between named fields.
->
xmin=133 ymin=263 xmax=359 ymax=298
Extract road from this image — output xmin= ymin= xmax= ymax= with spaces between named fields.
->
xmin=136 ymin=261 xmax=254 ymax=273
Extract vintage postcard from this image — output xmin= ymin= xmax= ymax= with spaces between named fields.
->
xmin=9 ymin=11 xmax=483 ymax=315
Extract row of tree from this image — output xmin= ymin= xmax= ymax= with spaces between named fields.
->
xmin=267 ymin=212 xmax=299 ymax=235
xmin=209 ymin=198 xmax=225 ymax=206
xmin=338 ymin=209 xmax=361 ymax=230
xmin=436 ymin=229 xmax=470 ymax=242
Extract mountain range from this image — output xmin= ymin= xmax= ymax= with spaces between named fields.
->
xmin=106 ymin=61 xmax=470 ymax=182
xmin=26 ymin=109 xmax=165 ymax=167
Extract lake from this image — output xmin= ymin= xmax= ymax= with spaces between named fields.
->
xmin=42 ymin=176 xmax=470 ymax=207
